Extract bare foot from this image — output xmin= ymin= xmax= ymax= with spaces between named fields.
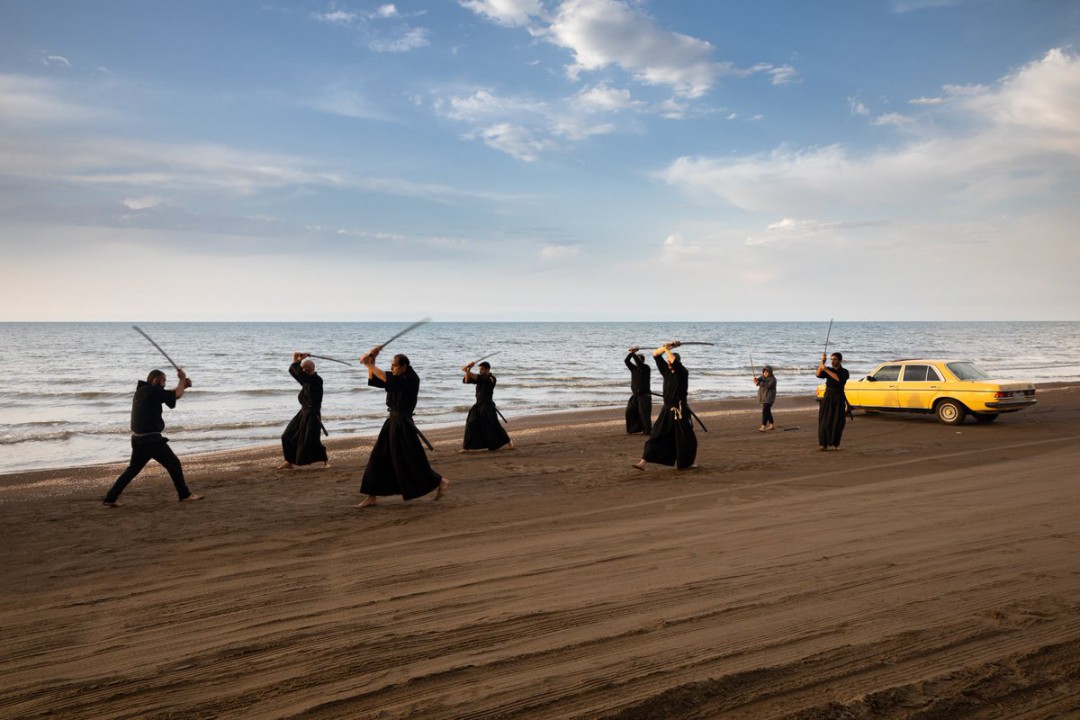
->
xmin=765 ymin=424 xmax=775 ymax=432
xmin=320 ymin=461 xmax=331 ymax=469
xmin=102 ymin=499 xmax=120 ymax=508
xmin=434 ymin=477 xmax=450 ymax=500
xmin=632 ymin=460 xmax=646 ymax=471
xmin=354 ymin=495 xmax=377 ymax=509
xmin=819 ymin=446 xmax=828 ymax=451
xmin=276 ymin=461 xmax=293 ymax=470
xmin=507 ymin=441 xmax=515 ymax=449
xmin=180 ymin=494 xmax=204 ymax=503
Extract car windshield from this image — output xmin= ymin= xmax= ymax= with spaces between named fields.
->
xmin=946 ymin=361 xmax=992 ymax=380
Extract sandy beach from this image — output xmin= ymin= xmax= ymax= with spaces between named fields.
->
xmin=2 ymin=387 xmax=1079 ymax=719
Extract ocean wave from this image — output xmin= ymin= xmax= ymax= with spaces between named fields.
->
xmin=0 ymin=429 xmax=79 ymax=445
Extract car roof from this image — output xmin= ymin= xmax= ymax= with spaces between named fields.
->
xmin=877 ymin=359 xmax=971 ymax=364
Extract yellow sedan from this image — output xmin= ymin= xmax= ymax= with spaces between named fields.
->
xmin=817 ymin=359 xmax=1036 ymax=425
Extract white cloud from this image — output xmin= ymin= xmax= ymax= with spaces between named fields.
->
xmin=545 ymin=0 xmax=724 ymax=98
xmin=369 ymin=27 xmax=429 ymax=52
xmin=459 ymin=0 xmax=543 ymax=27
xmin=541 ymin=243 xmax=579 ymax=259
xmin=872 ymin=112 xmax=913 ymax=127
xmin=909 ymin=96 xmax=946 ymax=105
xmin=574 ymin=84 xmax=636 ymax=112
xmin=312 ymin=10 xmax=358 ymax=25
xmin=848 ymin=95 xmax=870 ymax=116
xmin=660 ymin=49 xmax=1080 ymax=220
xmin=308 ymin=85 xmax=388 ymax=121
xmin=42 ymin=54 xmax=72 ymax=67
xmin=661 ymin=233 xmax=700 ymax=260
xmin=0 ymin=73 xmax=106 ymax=123
xmin=438 ymin=87 xmax=622 ymax=159
xmin=767 ymin=65 xmax=799 ymax=85
xmin=123 ymin=196 xmax=165 ymax=210
xmin=471 ymin=123 xmax=554 ymax=162
xmin=964 ymin=48 xmax=1080 ymax=136
xmin=375 ymin=4 xmax=400 ymax=18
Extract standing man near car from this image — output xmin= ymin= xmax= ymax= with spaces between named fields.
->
xmin=816 ymin=352 xmax=850 ymax=450
xmin=102 ymin=368 xmax=203 ymax=506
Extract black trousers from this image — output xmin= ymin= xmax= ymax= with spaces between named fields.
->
xmin=761 ymin=403 xmax=774 ymax=425
xmin=105 ymin=436 xmax=192 ymax=502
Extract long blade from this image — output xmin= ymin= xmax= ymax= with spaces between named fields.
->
xmin=379 ymin=317 xmax=432 ymax=349
xmin=678 ymin=341 xmax=715 ymax=346
xmin=308 ymin=354 xmax=354 ymax=367
xmin=473 ymin=350 xmax=501 ymax=364
xmin=750 ymin=353 xmax=757 ymax=376
xmin=132 ymin=326 xmax=181 ymax=371
xmin=824 ymin=318 xmax=834 ymax=354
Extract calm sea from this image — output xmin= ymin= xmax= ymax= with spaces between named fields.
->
xmin=1 ymin=321 xmax=1078 ymax=474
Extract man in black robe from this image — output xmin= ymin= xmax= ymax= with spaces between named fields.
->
xmin=624 ymin=346 xmax=652 ymax=434
xmin=102 ymin=368 xmax=203 ymax=506
xmin=816 ymin=352 xmax=850 ymax=450
xmin=355 ymin=347 xmax=448 ymax=509
xmin=277 ymin=352 xmax=328 ymax=469
xmin=633 ymin=341 xmax=698 ymax=471
xmin=461 ymin=360 xmax=513 ymax=451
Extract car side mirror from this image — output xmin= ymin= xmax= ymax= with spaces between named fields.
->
xmin=865 ymin=375 xmax=876 ymax=382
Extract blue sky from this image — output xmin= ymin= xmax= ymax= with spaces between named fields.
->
xmin=1 ymin=0 xmax=1078 ymax=320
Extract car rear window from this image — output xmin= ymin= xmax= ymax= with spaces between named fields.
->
xmin=872 ymin=365 xmax=902 ymax=381
xmin=947 ymin=362 xmax=992 ymax=380
xmin=902 ymin=364 xmax=932 ymax=381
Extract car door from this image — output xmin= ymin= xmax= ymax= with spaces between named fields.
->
xmin=896 ymin=363 xmax=943 ymax=410
xmin=858 ymin=364 xmax=902 ymax=408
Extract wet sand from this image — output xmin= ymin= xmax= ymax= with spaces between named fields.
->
xmin=2 ymin=387 xmax=1079 ymax=719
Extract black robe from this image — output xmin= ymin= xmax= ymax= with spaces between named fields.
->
xmin=816 ymin=365 xmax=850 ymax=447
xmin=281 ymin=362 xmax=328 ymax=466
xmin=361 ymin=367 xmax=442 ymax=499
xmin=463 ymin=373 xmax=511 ymax=450
xmin=624 ymin=353 xmax=652 ymax=434
xmin=641 ymin=355 xmax=697 ymax=468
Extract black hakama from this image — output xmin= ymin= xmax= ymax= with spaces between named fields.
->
xmin=361 ymin=367 xmax=442 ymax=500
xmin=816 ymin=366 xmax=850 ymax=448
xmin=641 ymin=355 xmax=697 ymax=468
xmin=462 ymin=374 xmax=511 ymax=450
xmin=624 ymin=353 xmax=652 ymax=434
xmin=281 ymin=361 xmax=328 ymax=466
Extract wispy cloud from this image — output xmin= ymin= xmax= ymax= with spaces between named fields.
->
xmin=311 ymin=4 xmax=430 ymax=52
xmin=0 ymin=73 xmax=107 ymax=123
xmin=437 ymin=87 xmax=624 ymax=160
xmin=41 ymin=54 xmax=72 ymax=67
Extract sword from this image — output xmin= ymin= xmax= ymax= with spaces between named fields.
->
xmin=687 ymin=406 xmax=708 ymax=432
xmin=377 ymin=317 xmax=432 ymax=351
xmin=308 ymin=354 xmax=355 ymax=367
xmin=414 ymin=425 xmax=434 ymax=451
xmin=472 ymin=350 xmax=500 ymax=364
xmin=495 ymin=406 xmax=509 ymax=424
xmin=823 ymin=318 xmax=834 ymax=357
xmin=651 ymin=392 xmax=707 ymax=432
xmin=132 ymin=326 xmax=191 ymax=387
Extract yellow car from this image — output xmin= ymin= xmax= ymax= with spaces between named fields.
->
xmin=816 ymin=359 xmax=1036 ymax=425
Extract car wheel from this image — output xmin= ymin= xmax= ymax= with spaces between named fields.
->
xmin=972 ymin=412 xmax=999 ymax=423
xmin=935 ymin=399 xmax=966 ymax=425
